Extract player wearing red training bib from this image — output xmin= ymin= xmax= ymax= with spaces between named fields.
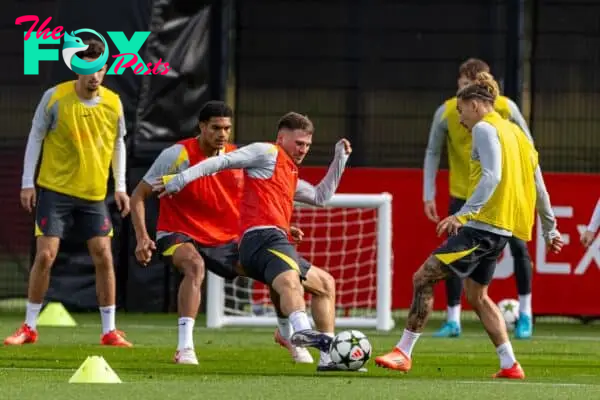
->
xmin=133 ymin=104 xmax=342 ymax=369
xmin=155 ymin=112 xmax=352 ymax=358
xmin=131 ymin=103 xmax=241 ymax=364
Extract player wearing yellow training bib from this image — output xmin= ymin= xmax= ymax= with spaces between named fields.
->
xmin=5 ymin=39 xmax=132 ymax=348
xmin=375 ymin=72 xmax=563 ymax=379
xmin=423 ymin=58 xmax=538 ymax=339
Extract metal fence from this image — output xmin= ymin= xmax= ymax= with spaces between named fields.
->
xmin=233 ymin=0 xmax=599 ymax=171
xmin=234 ymin=0 xmax=513 ymax=166
xmin=0 ymin=1 xmax=59 ymax=299
xmin=0 ymin=0 xmax=598 ymax=301
xmin=530 ymin=0 xmax=600 ymax=172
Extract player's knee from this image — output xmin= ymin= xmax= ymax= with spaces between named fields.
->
xmin=305 ymin=268 xmax=335 ymax=299
xmin=412 ymin=271 xmax=422 ymax=287
xmin=272 ymin=270 xmax=303 ymax=296
xmin=414 ymin=256 xmax=449 ymax=290
xmin=413 ymin=260 xmax=435 ymax=289
xmin=465 ymin=287 xmax=486 ymax=309
xmin=88 ymin=239 xmax=112 ymax=266
xmin=319 ymin=270 xmax=336 ymax=300
xmin=179 ymin=254 xmax=205 ymax=285
xmin=34 ymin=247 xmax=57 ymax=269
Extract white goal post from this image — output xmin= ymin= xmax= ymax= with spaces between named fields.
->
xmin=205 ymin=193 xmax=395 ymax=331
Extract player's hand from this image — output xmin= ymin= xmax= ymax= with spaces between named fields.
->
xmin=290 ymin=226 xmax=304 ymax=244
xmin=335 ymin=138 xmax=352 ymax=156
xmin=20 ymin=188 xmax=36 ymax=213
xmin=436 ymin=215 xmax=462 ymax=237
xmin=153 ymin=175 xmax=183 ymax=198
xmin=135 ymin=236 xmax=156 ymax=266
xmin=580 ymin=230 xmax=596 ymax=248
xmin=114 ymin=191 xmax=130 ymax=217
xmin=544 ymin=230 xmax=563 ymax=254
xmin=152 ymin=178 xmax=167 ymax=198
xmin=548 ymin=235 xmax=564 ymax=254
xmin=424 ymin=200 xmax=439 ymax=223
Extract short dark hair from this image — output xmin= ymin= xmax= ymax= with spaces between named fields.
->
xmin=458 ymin=58 xmax=490 ymax=80
xmin=77 ymin=39 xmax=105 ymax=60
xmin=198 ymin=101 xmax=233 ymax=122
xmin=277 ymin=112 xmax=314 ymax=134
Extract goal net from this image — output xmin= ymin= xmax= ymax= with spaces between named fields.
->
xmin=205 ymin=193 xmax=395 ymax=331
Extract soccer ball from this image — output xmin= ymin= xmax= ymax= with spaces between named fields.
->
xmin=497 ymin=299 xmax=520 ymax=331
xmin=329 ymin=330 xmax=371 ymax=370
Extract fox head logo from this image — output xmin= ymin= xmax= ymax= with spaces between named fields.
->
xmin=62 ymin=29 xmax=109 ymax=75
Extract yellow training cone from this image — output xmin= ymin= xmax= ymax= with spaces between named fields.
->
xmin=68 ymin=356 xmax=122 ymax=384
xmin=37 ymin=302 xmax=77 ymax=327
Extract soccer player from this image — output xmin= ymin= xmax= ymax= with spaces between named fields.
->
xmin=154 ymin=112 xmax=351 ymax=357
xmin=581 ymin=198 xmax=600 ymax=247
xmin=375 ymin=72 xmax=562 ymax=378
xmin=423 ymin=58 xmax=537 ymax=339
xmin=131 ymin=104 xmax=341 ymax=369
xmin=5 ymin=39 xmax=132 ymax=347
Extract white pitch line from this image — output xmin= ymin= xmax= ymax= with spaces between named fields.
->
xmin=0 ymin=367 xmax=598 ymax=388
xmin=0 ymin=367 xmax=70 ymax=372
xmin=460 ymin=333 xmax=600 ymax=342
xmin=450 ymin=380 xmax=599 ymax=388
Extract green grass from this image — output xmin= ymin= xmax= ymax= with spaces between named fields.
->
xmin=0 ymin=312 xmax=599 ymax=399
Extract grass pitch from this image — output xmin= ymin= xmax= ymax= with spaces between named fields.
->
xmin=0 ymin=312 xmax=598 ymax=399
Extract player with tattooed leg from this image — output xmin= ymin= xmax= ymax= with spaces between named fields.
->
xmin=375 ymin=73 xmax=562 ymax=378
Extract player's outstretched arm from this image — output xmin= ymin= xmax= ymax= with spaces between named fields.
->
xmin=423 ymin=104 xmax=447 ymax=222
xmin=506 ymin=99 xmax=534 ymax=142
xmin=439 ymin=122 xmax=501 ymax=236
xmin=533 ymin=166 xmax=563 ymax=253
xmin=156 ymin=142 xmax=271 ymax=196
xmin=21 ymin=88 xmax=54 ymax=213
xmin=112 ymin=101 xmax=129 ymax=217
xmin=581 ymin=198 xmax=600 ymax=247
xmin=293 ymin=139 xmax=351 ymax=207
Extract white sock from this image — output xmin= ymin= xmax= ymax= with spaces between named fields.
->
xmin=396 ymin=329 xmax=421 ymax=357
xmin=277 ymin=317 xmax=293 ymax=340
xmin=518 ymin=294 xmax=532 ymax=317
xmin=496 ymin=341 xmax=517 ymax=369
xmin=289 ymin=310 xmax=312 ymax=332
xmin=447 ymin=305 xmax=461 ymax=325
xmin=25 ymin=302 xmax=42 ymax=330
xmin=177 ymin=317 xmax=195 ymax=350
xmin=99 ymin=305 xmax=116 ymax=335
xmin=319 ymin=332 xmax=335 ymax=365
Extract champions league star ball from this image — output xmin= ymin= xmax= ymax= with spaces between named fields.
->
xmin=497 ymin=298 xmax=520 ymax=331
xmin=329 ymin=330 xmax=371 ymax=370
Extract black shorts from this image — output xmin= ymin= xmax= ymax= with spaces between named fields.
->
xmin=238 ymin=228 xmax=311 ymax=285
xmin=156 ymin=233 xmax=240 ymax=279
xmin=433 ymin=227 xmax=509 ymax=285
xmin=449 ymin=196 xmax=527 ymax=255
xmin=35 ymin=188 xmax=112 ymax=240
xmin=156 ymin=231 xmax=311 ymax=281
xmin=448 ymin=196 xmax=466 ymax=215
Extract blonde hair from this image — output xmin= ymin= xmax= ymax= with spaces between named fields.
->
xmin=456 ymin=72 xmax=500 ymax=103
